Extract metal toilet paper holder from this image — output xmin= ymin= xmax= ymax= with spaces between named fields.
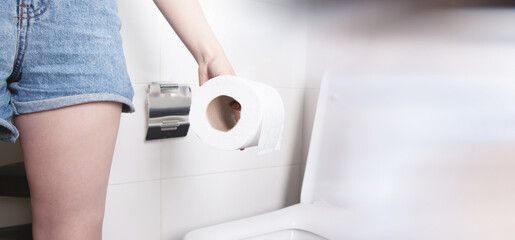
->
xmin=146 ymin=83 xmax=191 ymax=140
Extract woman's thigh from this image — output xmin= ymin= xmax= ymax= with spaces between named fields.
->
xmin=15 ymin=102 xmax=121 ymax=240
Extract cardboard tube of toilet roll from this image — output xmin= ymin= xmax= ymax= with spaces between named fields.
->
xmin=190 ymin=75 xmax=284 ymax=154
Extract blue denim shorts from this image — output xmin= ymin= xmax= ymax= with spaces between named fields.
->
xmin=0 ymin=0 xmax=135 ymax=142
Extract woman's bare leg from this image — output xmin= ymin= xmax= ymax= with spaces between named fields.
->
xmin=15 ymin=102 xmax=122 ymax=240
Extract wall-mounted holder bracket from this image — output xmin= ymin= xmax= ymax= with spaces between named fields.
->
xmin=146 ymin=83 xmax=191 ymax=140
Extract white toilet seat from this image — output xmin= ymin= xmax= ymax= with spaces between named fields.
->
xmin=184 ymin=202 xmax=346 ymax=240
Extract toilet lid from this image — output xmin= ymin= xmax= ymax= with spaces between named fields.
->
xmin=300 ymin=69 xmax=515 ymax=210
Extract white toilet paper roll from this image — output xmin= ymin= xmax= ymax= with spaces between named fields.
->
xmin=190 ymin=75 xmax=284 ymax=154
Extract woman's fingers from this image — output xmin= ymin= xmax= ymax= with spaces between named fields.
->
xmin=229 ymin=100 xmax=244 ymax=151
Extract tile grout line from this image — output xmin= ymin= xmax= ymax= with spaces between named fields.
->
xmin=160 ymin=163 xmax=304 ymax=182
xmin=108 ymin=178 xmax=161 ymax=187
xmin=158 ymin=18 xmax=164 ymax=240
xmin=129 ymin=82 xmax=313 ymax=91
xmin=159 ymin=145 xmax=163 ymax=240
xmin=107 ymin=164 xmax=305 ymax=187
xmin=158 ymin=12 xmax=163 ymax=84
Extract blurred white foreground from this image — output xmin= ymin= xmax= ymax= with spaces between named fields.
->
xmin=185 ymin=5 xmax=515 ymax=240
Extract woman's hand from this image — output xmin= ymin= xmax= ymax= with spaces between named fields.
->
xmin=230 ymin=100 xmax=244 ymax=151
xmin=198 ymin=56 xmax=239 ymax=123
xmin=199 ymin=58 xmax=242 ymax=150
xmin=198 ymin=56 xmax=235 ymax=86
xmin=198 ymin=56 xmax=240 ymax=122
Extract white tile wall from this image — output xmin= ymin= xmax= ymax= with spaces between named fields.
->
xmin=302 ymin=88 xmax=319 ymax=164
xmin=103 ymin=181 xmax=161 ymax=240
xmin=303 ymin=42 xmax=325 ymax=90
xmin=104 ymin=0 xmax=311 ymax=239
xmin=156 ymin=0 xmax=307 ymax=88
xmin=110 ymin=84 xmax=161 ymax=184
xmin=118 ymin=0 xmax=166 ymax=84
xmin=161 ymin=165 xmax=302 ymax=240
xmin=160 ymin=24 xmax=198 ymax=85
xmin=0 ymin=0 xmax=312 ymax=237
xmin=199 ymin=0 xmax=306 ymax=89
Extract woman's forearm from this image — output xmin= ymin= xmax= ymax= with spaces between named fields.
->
xmin=153 ymin=0 xmax=227 ymax=65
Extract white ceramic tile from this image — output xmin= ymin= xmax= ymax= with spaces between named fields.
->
xmin=0 ymin=141 xmax=23 ymax=167
xmin=303 ymin=38 xmax=326 ymax=89
xmin=159 ymin=0 xmax=308 ymax=87
xmin=161 ymin=165 xmax=302 ymax=240
xmin=160 ymin=132 xmax=224 ymax=179
xmin=161 ymin=88 xmax=304 ymax=179
xmin=298 ymin=163 xmax=307 ymax=197
xmin=160 ymin=24 xmax=199 ymax=85
xmin=302 ymin=88 xmax=320 ymax=163
xmin=110 ymin=84 xmax=160 ymax=184
xmin=159 ymin=0 xmax=307 ymax=88
xmin=192 ymin=0 xmax=306 ymax=89
xmin=118 ymin=0 xmax=165 ymax=84
xmin=103 ymin=181 xmax=161 ymax=240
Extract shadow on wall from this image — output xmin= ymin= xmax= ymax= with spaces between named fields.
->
xmin=0 ymin=141 xmax=32 ymax=239
xmin=0 ymin=141 xmax=23 ymax=167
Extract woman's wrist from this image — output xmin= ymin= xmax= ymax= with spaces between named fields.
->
xmin=195 ymin=45 xmax=227 ymax=67
xmin=197 ymin=54 xmax=235 ymax=85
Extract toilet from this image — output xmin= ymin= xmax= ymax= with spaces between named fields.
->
xmin=184 ymin=69 xmax=515 ymax=240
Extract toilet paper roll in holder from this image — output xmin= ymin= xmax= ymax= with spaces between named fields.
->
xmin=146 ymin=83 xmax=191 ymax=140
